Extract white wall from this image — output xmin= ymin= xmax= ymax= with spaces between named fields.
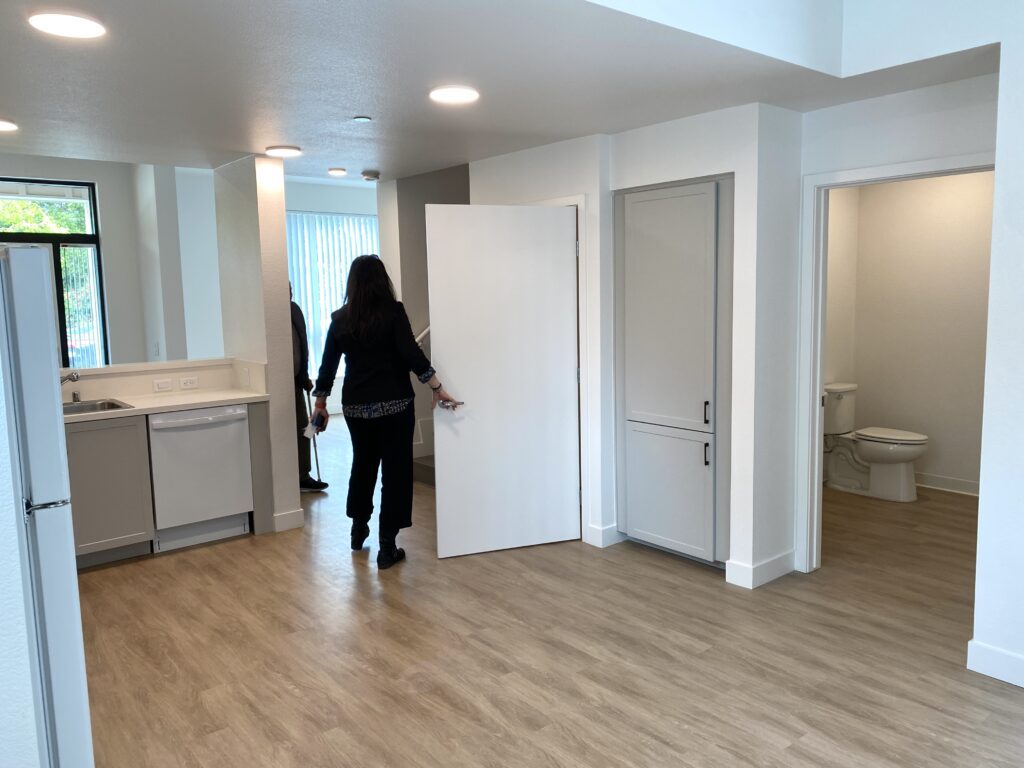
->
xmin=133 ymin=164 xmax=168 ymax=361
xmin=0 ymin=355 xmax=43 ymax=767
xmin=469 ymin=103 xmax=803 ymax=586
xmin=802 ymin=75 xmax=999 ymax=177
xmin=826 ymin=173 xmax=993 ymax=495
xmin=587 ymin=0 xmax=843 ymax=74
xmin=611 ymin=105 xmax=761 ymax=579
xmin=175 ymin=168 xmax=224 ymax=359
xmin=861 ymin=173 xmax=992 ymax=493
xmin=824 ymin=187 xmax=859 ymax=384
xmin=0 ymin=152 xmax=146 ymax=363
xmin=798 ymin=0 xmax=1024 ymax=686
xmin=470 ymin=133 xmax=616 ymax=547
xmin=285 ymin=179 xmax=377 ymax=215
xmin=751 ymin=104 xmax=803 ymax=583
xmin=841 ymin=0 xmax=1006 ymax=76
xmin=215 ymin=156 xmax=303 ymax=532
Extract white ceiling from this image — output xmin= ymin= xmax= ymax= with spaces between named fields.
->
xmin=0 ymin=0 xmax=998 ymax=180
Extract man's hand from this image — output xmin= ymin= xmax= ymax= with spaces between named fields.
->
xmin=313 ymin=397 xmax=330 ymax=432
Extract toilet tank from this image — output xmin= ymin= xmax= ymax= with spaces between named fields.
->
xmin=824 ymin=383 xmax=857 ymax=435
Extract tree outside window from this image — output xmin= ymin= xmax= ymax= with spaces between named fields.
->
xmin=0 ymin=180 xmax=107 ymax=367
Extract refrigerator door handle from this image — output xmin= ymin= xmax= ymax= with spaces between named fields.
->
xmin=24 ymin=498 xmax=71 ymax=516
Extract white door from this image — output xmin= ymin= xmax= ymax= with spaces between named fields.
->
xmin=425 ymin=204 xmax=580 ymax=558
xmin=624 ymin=183 xmax=716 ymax=432
xmin=625 ymin=422 xmax=714 ymax=560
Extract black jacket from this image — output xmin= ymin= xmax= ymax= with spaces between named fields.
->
xmin=291 ymin=301 xmax=309 ymax=384
xmin=314 ymin=301 xmax=432 ymax=405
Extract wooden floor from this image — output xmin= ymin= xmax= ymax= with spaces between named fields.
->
xmin=79 ymin=446 xmax=1024 ymax=766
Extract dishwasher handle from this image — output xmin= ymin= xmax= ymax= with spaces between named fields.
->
xmin=150 ymin=410 xmax=248 ymax=430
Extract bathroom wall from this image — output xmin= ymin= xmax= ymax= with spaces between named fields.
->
xmin=824 ymin=186 xmax=859 ymax=384
xmin=826 ymin=171 xmax=994 ymax=494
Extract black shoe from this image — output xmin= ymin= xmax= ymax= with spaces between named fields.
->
xmin=351 ymin=522 xmax=370 ymax=551
xmin=300 ymin=477 xmax=329 ymax=492
xmin=377 ymin=543 xmax=406 ymax=570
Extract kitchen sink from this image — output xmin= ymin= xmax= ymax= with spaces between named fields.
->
xmin=62 ymin=398 xmax=131 ymax=415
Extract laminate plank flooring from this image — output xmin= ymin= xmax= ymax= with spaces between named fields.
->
xmin=79 ymin=439 xmax=1024 ymax=767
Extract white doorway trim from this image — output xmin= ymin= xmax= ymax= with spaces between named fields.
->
xmin=533 ymin=194 xmax=593 ymax=542
xmin=793 ymin=152 xmax=995 ymax=573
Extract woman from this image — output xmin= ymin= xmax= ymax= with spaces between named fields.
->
xmin=312 ymin=255 xmax=458 ymax=569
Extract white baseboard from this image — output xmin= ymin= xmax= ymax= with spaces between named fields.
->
xmin=726 ymin=549 xmax=794 ymax=589
xmin=583 ymin=522 xmax=627 ymax=548
xmin=274 ymin=507 xmax=305 ymax=532
xmin=916 ymin=472 xmax=979 ymax=496
xmin=967 ymin=639 xmax=1024 ymax=689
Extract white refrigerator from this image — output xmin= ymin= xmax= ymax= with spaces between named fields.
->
xmin=0 ymin=245 xmax=95 ymax=767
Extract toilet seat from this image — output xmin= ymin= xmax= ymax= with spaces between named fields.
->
xmin=853 ymin=426 xmax=928 ymax=445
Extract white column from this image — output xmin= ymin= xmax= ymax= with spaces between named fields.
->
xmin=215 ymin=156 xmax=303 ymax=531
xmin=969 ymin=42 xmax=1024 ymax=689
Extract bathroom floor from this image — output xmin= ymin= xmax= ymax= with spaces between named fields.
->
xmin=77 ymin=476 xmax=1023 ymax=767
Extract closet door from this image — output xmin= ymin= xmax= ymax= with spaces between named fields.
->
xmin=624 ymin=183 xmax=716 ymax=432
xmin=625 ymin=422 xmax=714 ymax=560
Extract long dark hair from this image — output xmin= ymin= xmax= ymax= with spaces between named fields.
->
xmin=343 ymin=255 xmax=397 ymax=341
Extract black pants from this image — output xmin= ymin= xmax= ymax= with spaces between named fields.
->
xmin=295 ymin=384 xmax=312 ymax=480
xmin=345 ymin=405 xmax=415 ymax=541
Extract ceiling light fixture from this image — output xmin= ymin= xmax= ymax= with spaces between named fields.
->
xmin=352 ymin=116 xmax=372 ymax=123
xmin=361 ymin=170 xmax=380 ymax=182
xmin=265 ymin=145 xmax=302 ymax=158
xmin=328 ymin=168 xmax=348 ymax=178
xmin=0 ymin=119 xmax=18 ymax=132
xmin=28 ymin=12 xmax=106 ymax=39
xmin=429 ymin=85 xmax=480 ymax=105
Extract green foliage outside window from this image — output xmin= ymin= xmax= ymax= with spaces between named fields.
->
xmin=0 ymin=198 xmax=89 ymax=234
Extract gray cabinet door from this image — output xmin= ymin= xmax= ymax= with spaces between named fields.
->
xmin=65 ymin=416 xmax=154 ymax=556
xmin=624 ymin=183 xmax=716 ymax=432
xmin=625 ymin=422 xmax=714 ymax=561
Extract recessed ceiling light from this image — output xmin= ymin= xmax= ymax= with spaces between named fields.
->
xmin=29 ymin=13 xmax=106 ymax=39
xmin=352 ymin=116 xmax=372 ymax=123
xmin=265 ymin=145 xmax=302 ymax=158
xmin=361 ymin=170 xmax=380 ymax=182
xmin=429 ymin=85 xmax=480 ymax=105
xmin=0 ymin=119 xmax=18 ymax=132
xmin=328 ymin=168 xmax=348 ymax=178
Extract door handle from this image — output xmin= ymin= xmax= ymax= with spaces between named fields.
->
xmin=704 ymin=443 xmax=710 ymax=466
xmin=703 ymin=400 xmax=710 ymax=425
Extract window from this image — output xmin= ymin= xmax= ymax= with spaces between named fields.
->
xmin=0 ymin=178 xmax=107 ymax=367
xmin=285 ymin=210 xmax=380 ymax=388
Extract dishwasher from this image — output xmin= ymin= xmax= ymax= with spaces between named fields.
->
xmin=149 ymin=404 xmax=254 ymax=551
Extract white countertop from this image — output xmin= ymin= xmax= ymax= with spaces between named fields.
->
xmin=63 ymin=389 xmax=270 ymax=425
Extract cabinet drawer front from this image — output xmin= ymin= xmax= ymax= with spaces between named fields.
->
xmin=65 ymin=416 xmax=154 ymax=555
xmin=625 ymin=422 xmax=714 ymax=561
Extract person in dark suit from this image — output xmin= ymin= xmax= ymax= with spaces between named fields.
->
xmin=312 ymin=255 xmax=458 ymax=569
xmin=291 ymin=283 xmax=328 ymax=492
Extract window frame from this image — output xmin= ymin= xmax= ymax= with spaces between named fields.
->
xmin=0 ymin=177 xmax=109 ymax=367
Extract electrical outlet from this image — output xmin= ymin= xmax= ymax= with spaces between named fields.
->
xmin=153 ymin=378 xmax=173 ymax=392
xmin=180 ymin=376 xmax=198 ymax=390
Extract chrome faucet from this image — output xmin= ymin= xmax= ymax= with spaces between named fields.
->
xmin=60 ymin=371 xmax=80 ymax=386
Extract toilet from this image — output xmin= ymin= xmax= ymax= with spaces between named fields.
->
xmin=823 ymin=383 xmax=928 ymax=502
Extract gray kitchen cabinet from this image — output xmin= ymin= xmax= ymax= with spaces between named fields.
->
xmin=65 ymin=416 xmax=154 ymax=557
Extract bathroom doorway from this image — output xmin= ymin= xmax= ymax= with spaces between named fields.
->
xmin=796 ymin=161 xmax=994 ymax=573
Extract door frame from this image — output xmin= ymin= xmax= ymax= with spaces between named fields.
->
xmin=533 ymin=195 xmax=585 ymax=537
xmin=793 ymin=152 xmax=995 ymax=573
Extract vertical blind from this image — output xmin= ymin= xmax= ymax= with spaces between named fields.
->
xmin=61 ymin=244 xmax=106 ymax=368
xmin=286 ymin=211 xmax=380 ymax=380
